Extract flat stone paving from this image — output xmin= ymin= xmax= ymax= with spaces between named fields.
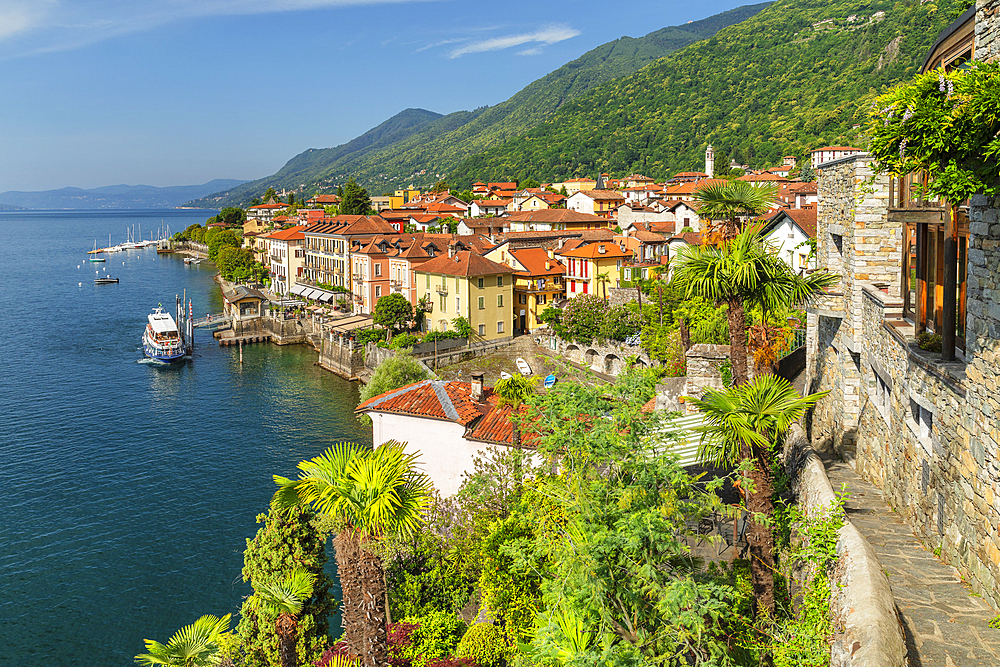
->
xmin=824 ymin=456 xmax=1000 ymax=666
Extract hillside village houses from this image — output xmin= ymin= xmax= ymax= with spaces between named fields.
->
xmin=805 ymin=3 xmax=1000 ymax=608
xmin=237 ymin=132 xmax=834 ymax=334
xmin=413 ymin=251 xmax=515 ymax=339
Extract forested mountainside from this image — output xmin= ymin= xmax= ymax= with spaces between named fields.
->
xmin=447 ymin=0 xmax=973 ymax=184
xmin=188 ymin=3 xmax=772 ymax=207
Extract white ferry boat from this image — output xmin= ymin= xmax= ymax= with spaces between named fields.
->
xmin=142 ymin=305 xmax=188 ymax=362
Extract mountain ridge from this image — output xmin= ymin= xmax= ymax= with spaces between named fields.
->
xmin=187 ymin=2 xmax=773 ymax=207
xmin=0 ymin=179 xmax=248 ymax=210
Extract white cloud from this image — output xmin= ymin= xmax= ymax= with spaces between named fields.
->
xmin=0 ymin=0 xmax=436 ymax=58
xmin=448 ymin=24 xmax=580 ymax=58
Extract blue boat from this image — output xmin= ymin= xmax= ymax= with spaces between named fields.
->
xmin=142 ymin=305 xmax=188 ymax=362
xmin=543 ymin=374 xmax=557 ymax=389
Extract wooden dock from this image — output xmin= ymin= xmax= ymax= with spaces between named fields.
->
xmin=218 ymin=334 xmax=271 ymax=347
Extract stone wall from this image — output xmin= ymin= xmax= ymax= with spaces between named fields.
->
xmin=807 ymin=155 xmax=895 ymax=455
xmin=808 ymin=156 xmax=1000 ymax=606
xmin=682 ymin=343 xmax=728 ymax=410
xmin=977 ymin=0 xmax=1000 ymax=62
xmin=554 ymin=337 xmax=651 ymax=375
xmin=784 ymin=425 xmax=908 ymax=667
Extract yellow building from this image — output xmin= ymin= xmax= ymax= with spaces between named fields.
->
xmin=550 ymin=177 xmax=597 ymax=196
xmin=484 ymin=245 xmax=566 ymax=333
xmin=388 ymin=188 xmax=422 ymax=209
xmin=414 ymin=251 xmax=516 ymax=341
xmin=557 ymin=240 xmax=630 ymax=300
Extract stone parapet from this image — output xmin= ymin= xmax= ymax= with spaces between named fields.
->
xmin=784 ymin=425 xmax=907 ymax=667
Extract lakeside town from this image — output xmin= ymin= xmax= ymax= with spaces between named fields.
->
xmin=123 ymin=6 xmax=1000 ymax=667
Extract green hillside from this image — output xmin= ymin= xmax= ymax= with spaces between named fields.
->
xmin=188 ymin=2 xmax=771 ymax=207
xmin=448 ymin=0 xmax=972 ymax=184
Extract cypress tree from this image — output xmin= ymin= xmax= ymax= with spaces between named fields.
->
xmin=236 ymin=505 xmax=336 ymax=667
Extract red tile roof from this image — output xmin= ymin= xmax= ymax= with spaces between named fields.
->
xmin=265 ymin=225 xmax=307 ymax=241
xmin=356 ymin=379 xmax=538 ymax=447
xmin=558 ymin=241 xmax=630 ymax=259
xmin=573 ymin=189 xmax=626 ymax=201
xmin=509 ymin=247 xmax=566 ymax=276
xmin=505 ymin=209 xmax=606 ymax=224
xmin=416 ymin=250 xmax=516 ymax=277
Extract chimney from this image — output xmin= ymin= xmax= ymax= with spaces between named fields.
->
xmin=558 ymin=238 xmax=565 ymax=250
xmin=598 ymin=244 xmax=606 ymax=254
xmin=471 ymin=372 xmax=484 ymax=401
xmin=545 ymin=261 xmax=551 ymax=270
xmin=547 ymin=248 xmax=554 ymax=259
xmin=448 ymin=244 xmax=455 ymax=258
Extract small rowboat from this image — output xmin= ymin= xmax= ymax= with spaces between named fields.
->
xmin=499 ymin=371 xmax=512 ymax=380
xmin=95 ymin=276 xmax=119 ymax=284
xmin=543 ymin=374 xmax=557 ymax=389
xmin=516 ymin=357 xmax=531 ymax=376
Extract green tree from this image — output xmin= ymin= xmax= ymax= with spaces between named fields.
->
xmin=692 ymin=374 xmax=827 ymax=617
xmin=692 ymin=180 xmax=777 ymax=241
xmin=451 ymin=315 xmax=473 ymax=339
xmin=340 ymin=178 xmax=372 ymax=216
xmin=272 ymin=442 xmax=434 ymax=667
xmin=263 ymin=187 xmax=278 ymax=203
xmin=236 ymin=506 xmax=335 ymax=667
xmin=433 ymin=180 xmax=449 ymax=192
xmin=671 ymin=228 xmax=835 ymax=387
xmin=248 ymin=568 xmax=317 ymax=667
xmin=208 ymin=229 xmax=242 ymax=261
xmin=357 ymin=353 xmax=431 ymax=415
xmin=218 ymin=207 xmax=247 ymax=226
xmin=520 ymin=177 xmax=540 ymax=189
xmin=135 ymin=614 xmax=232 ymax=667
xmin=493 ymin=374 xmax=536 ymax=448
xmin=372 ymin=293 xmax=414 ymax=336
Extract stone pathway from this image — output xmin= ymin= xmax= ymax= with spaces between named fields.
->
xmin=824 ymin=457 xmax=1000 ymax=666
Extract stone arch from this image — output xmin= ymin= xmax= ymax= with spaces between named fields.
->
xmin=585 ymin=349 xmax=598 ymax=368
xmin=604 ymin=354 xmax=622 ymax=375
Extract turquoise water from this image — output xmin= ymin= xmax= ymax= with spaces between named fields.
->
xmin=0 ymin=210 xmax=369 ymax=666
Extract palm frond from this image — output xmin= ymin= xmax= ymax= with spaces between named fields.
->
xmin=251 ymin=568 xmax=316 ymax=618
xmin=135 ymin=614 xmax=231 ymax=667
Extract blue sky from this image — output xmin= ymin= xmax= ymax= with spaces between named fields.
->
xmin=0 ymin=0 xmax=748 ymax=192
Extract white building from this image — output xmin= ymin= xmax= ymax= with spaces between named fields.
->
xmin=356 ymin=375 xmax=536 ymax=496
xmin=810 ymin=146 xmax=863 ymax=169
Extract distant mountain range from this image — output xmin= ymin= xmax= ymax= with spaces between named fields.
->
xmin=0 ymin=179 xmax=247 ymax=210
xmin=187 ymin=2 xmax=773 ymax=208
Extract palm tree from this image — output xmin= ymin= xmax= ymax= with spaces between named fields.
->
xmin=135 ymin=614 xmax=231 ymax=667
xmin=671 ymin=228 xmax=836 ymax=386
xmin=693 ymin=374 xmax=827 ymax=617
xmin=596 ymin=271 xmax=611 ymax=304
xmin=692 ymin=180 xmax=777 ymax=242
xmin=272 ymin=441 xmax=432 ymax=667
xmin=249 ymin=568 xmax=316 ymax=667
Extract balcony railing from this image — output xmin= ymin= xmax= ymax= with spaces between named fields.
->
xmin=436 ymin=285 xmax=449 ymax=295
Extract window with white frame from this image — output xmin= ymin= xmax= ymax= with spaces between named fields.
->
xmin=478 ymin=324 xmax=485 ymax=336
xmin=907 ymin=397 xmax=934 ymax=453
xmin=478 ymin=296 xmax=485 ymax=310
xmin=497 ymin=321 xmax=504 ymax=333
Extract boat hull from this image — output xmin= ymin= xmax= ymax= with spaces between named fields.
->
xmin=142 ymin=337 xmax=187 ymax=362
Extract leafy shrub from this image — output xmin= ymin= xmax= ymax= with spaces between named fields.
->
xmin=560 ymin=295 xmax=605 ymax=344
xmin=358 ymin=354 xmax=432 ymax=416
xmin=391 ymin=333 xmax=421 ymax=349
xmin=454 ymin=623 xmax=509 ymax=667
xmin=917 ymin=331 xmax=942 ymax=352
xmin=599 ymin=305 xmax=642 ymax=342
xmin=354 ymin=328 xmax=387 ymax=347
xmin=400 ymin=611 xmax=468 ymax=667
xmin=425 ymin=659 xmax=478 ymax=667
xmin=423 ymin=329 xmax=462 ymax=343
xmin=386 ymin=531 xmax=475 ymax=620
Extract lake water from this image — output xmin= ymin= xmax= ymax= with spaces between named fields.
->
xmin=0 ymin=210 xmax=370 ymax=666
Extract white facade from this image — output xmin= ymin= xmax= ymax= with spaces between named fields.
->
xmin=810 ymin=147 xmax=863 ymax=169
xmin=763 ymin=218 xmax=815 ymax=272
